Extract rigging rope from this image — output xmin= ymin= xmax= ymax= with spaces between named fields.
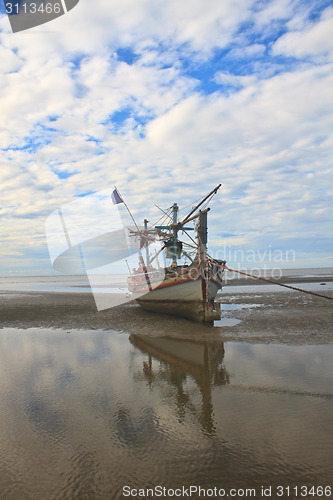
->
xmin=149 ymin=208 xmax=172 ymax=229
xmin=220 ymin=265 xmax=333 ymax=301
xmin=178 ymin=195 xmax=204 ymax=214
xmin=178 ymin=186 xmax=219 ymax=215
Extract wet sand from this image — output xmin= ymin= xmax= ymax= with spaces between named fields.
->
xmin=0 ymin=280 xmax=332 ymax=499
xmin=1 ymin=284 xmax=332 ymax=344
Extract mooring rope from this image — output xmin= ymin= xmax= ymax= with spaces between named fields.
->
xmin=219 ymin=264 xmax=333 ymax=301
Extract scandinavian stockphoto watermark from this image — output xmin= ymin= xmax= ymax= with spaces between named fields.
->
xmin=215 ymin=245 xmax=296 ymax=266
xmin=211 ymin=244 xmax=297 ymax=281
xmin=3 ymin=0 xmax=80 ymax=33
xmin=122 ymin=485 xmax=257 ymax=498
xmin=122 ymin=484 xmax=332 ymax=498
xmin=45 ymin=188 xmax=165 ymax=311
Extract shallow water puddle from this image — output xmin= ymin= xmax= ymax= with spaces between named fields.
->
xmin=0 ymin=329 xmax=331 ymax=500
xmin=219 ymin=303 xmax=262 ymax=310
xmin=214 ymin=317 xmax=242 ymax=326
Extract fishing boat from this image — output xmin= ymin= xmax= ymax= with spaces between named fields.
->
xmin=126 ymin=185 xmax=226 ymax=323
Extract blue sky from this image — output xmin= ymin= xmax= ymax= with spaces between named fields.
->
xmin=0 ymin=0 xmax=332 ymax=275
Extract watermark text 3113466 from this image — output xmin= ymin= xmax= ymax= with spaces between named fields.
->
xmin=3 ymin=0 xmax=80 ymax=33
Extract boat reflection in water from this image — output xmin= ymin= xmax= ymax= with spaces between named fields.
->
xmin=0 ymin=329 xmax=332 ymax=499
xmin=129 ymin=334 xmax=230 ymax=435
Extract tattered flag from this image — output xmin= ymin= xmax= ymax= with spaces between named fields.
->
xmin=111 ymin=188 xmax=124 ymax=205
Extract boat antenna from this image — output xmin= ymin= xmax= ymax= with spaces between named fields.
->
xmin=181 ymin=184 xmax=221 ymax=225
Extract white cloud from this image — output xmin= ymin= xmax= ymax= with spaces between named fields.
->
xmin=226 ymin=43 xmax=266 ymax=60
xmin=0 ymin=44 xmax=22 ymax=72
xmin=255 ymin=0 xmax=294 ymax=25
xmin=272 ymin=7 xmax=333 ymax=61
xmin=214 ymin=71 xmax=256 ymax=87
xmin=43 ymin=0 xmax=256 ymax=57
xmin=0 ymin=0 xmax=332 ymax=274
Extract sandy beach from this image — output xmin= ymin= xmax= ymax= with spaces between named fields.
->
xmin=1 ymin=278 xmax=332 ymax=344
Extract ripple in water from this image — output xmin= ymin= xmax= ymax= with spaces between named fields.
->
xmin=0 ymin=328 xmax=332 ymax=499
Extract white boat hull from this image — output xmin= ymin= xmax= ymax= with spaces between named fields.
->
xmin=136 ymin=276 xmax=222 ymax=322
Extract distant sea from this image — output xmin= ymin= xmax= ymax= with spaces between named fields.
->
xmin=0 ymin=267 xmax=331 ymax=294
